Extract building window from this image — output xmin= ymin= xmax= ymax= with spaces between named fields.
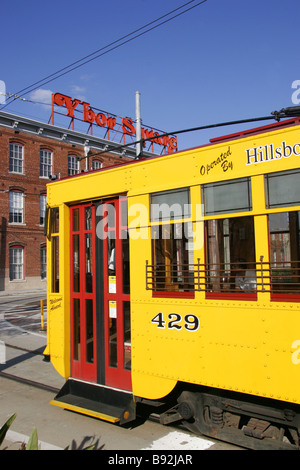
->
xmin=202 ymin=177 xmax=252 ymax=215
xmin=92 ymin=160 xmax=102 ymax=170
xmin=9 ymin=142 xmax=24 ymax=173
xmin=40 ymin=149 xmax=52 ymax=177
xmin=9 ymin=191 xmax=24 ymax=224
xmin=9 ymin=246 xmax=24 ymax=281
xmin=68 ymin=155 xmax=79 ymax=175
xmin=40 ymin=245 xmax=47 ymax=280
xmin=40 ymin=194 xmax=47 ymax=225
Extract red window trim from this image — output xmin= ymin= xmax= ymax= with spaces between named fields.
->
xmin=205 ymin=292 xmax=257 ymax=301
xmin=271 ymin=293 xmax=300 ymax=303
xmin=152 ymin=291 xmax=195 ymax=299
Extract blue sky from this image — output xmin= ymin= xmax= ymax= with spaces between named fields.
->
xmin=1 ymin=0 xmax=299 ymax=151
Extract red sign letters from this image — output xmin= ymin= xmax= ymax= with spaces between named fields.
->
xmin=52 ymin=92 xmax=177 ymax=154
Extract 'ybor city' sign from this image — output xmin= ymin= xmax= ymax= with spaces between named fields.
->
xmin=52 ymin=92 xmax=177 ymax=154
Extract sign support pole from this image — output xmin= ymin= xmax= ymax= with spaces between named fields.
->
xmin=135 ymin=91 xmax=142 ymax=158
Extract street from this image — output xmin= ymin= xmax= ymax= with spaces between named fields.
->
xmin=0 ymin=290 xmax=241 ymax=452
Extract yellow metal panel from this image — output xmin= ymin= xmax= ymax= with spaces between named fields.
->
xmin=46 ymin=122 xmax=300 ymax=406
xmin=131 ymin=299 xmax=300 ymax=404
xmin=47 ymin=123 xmax=300 ymax=208
xmin=131 ymin=372 xmax=177 ymax=400
xmin=46 ymin=204 xmax=70 ymax=379
xmin=47 ymin=167 xmax=131 ymax=206
xmin=251 ymin=175 xmax=266 ymax=213
xmin=131 ymin=300 xmax=201 ymax=398
xmin=194 ymin=124 xmax=300 ymax=182
xmin=250 ymin=304 xmax=300 ymax=402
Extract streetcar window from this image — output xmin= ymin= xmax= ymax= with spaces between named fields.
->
xmin=150 ymin=188 xmax=190 ymax=221
xmin=51 ymin=207 xmax=59 ymax=293
xmin=205 ymin=216 xmax=256 ymax=295
xmin=268 ymin=211 xmax=300 ymax=295
xmin=73 ymin=234 xmax=80 ymax=292
xmin=51 ymin=235 xmax=59 ymax=293
xmin=73 ymin=298 xmax=80 ymax=360
xmin=202 ymin=177 xmax=252 ymax=215
xmin=123 ymin=301 xmax=131 ymax=370
xmin=51 ymin=207 xmax=59 ymax=234
xmin=265 ymin=169 xmax=300 ymax=208
xmin=86 ymin=299 xmax=94 ymax=363
xmin=151 ymin=222 xmax=194 ymax=293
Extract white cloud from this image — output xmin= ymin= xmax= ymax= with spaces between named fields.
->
xmin=70 ymin=85 xmax=86 ymax=101
xmin=0 ymin=80 xmax=6 ymax=104
xmin=30 ymin=88 xmax=53 ymax=108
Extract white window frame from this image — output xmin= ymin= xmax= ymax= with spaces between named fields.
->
xmin=40 ymin=194 xmax=47 ymax=225
xmin=40 ymin=149 xmax=52 ymax=177
xmin=40 ymin=245 xmax=47 ymax=280
xmin=9 ymin=142 xmax=24 ymax=174
xmin=9 ymin=191 xmax=24 ymax=224
xmin=92 ymin=160 xmax=102 ymax=170
xmin=68 ymin=155 xmax=79 ymax=175
xmin=9 ymin=246 xmax=24 ymax=281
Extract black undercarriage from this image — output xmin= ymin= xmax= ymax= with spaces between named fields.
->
xmin=137 ymin=384 xmax=300 ymax=450
xmin=52 ymin=379 xmax=300 ymax=450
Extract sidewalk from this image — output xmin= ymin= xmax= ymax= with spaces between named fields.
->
xmin=0 ymin=288 xmax=48 ymax=352
xmin=0 ymin=288 xmax=47 ymax=298
xmin=0 ymin=336 xmax=66 ymax=450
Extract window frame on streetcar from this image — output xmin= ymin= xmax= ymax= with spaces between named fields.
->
xmin=149 ymin=187 xmax=194 ymax=298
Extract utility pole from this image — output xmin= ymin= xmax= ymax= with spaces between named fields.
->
xmin=84 ymin=145 xmax=90 ymax=171
xmin=135 ymin=91 xmax=142 ymax=158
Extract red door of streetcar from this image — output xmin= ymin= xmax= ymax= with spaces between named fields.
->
xmin=98 ymin=197 xmax=131 ymax=391
xmin=70 ymin=203 xmax=97 ymax=382
xmin=70 ymin=198 xmax=131 ymax=391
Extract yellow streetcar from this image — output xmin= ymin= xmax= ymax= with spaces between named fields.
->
xmin=45 ymin=114 xmax=300 ymax=449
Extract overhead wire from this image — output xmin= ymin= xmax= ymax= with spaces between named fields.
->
xmin=0 ymin=89 xmax=176 ymax=153
xmin=1 ymin=0 xmax=207 ymax=110
xmin=84 ymin=111 xmax=298 ymax=159
xmin=5 ymin=0 xmax=290 ymax=157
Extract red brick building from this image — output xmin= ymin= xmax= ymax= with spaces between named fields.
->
xmin=0 ymin=110 xmax=145 ymax=292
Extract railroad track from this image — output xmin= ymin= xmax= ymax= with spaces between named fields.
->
xmin=0 ymin=340 xmax=295 ymax=450
xmin=0 ymin=302 xmax=46 ymax=335
xmin=0 ymin=343 xmax=59 ymax=393
xmin=0 ymin=369 xmax=60 ymax=394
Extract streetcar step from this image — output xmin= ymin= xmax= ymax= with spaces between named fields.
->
xmin=50 ymin=379 xmax=135 ymax=424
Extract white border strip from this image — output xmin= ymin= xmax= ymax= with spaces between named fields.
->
xmin=142 ymin=430 xmax=214 ymax=450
